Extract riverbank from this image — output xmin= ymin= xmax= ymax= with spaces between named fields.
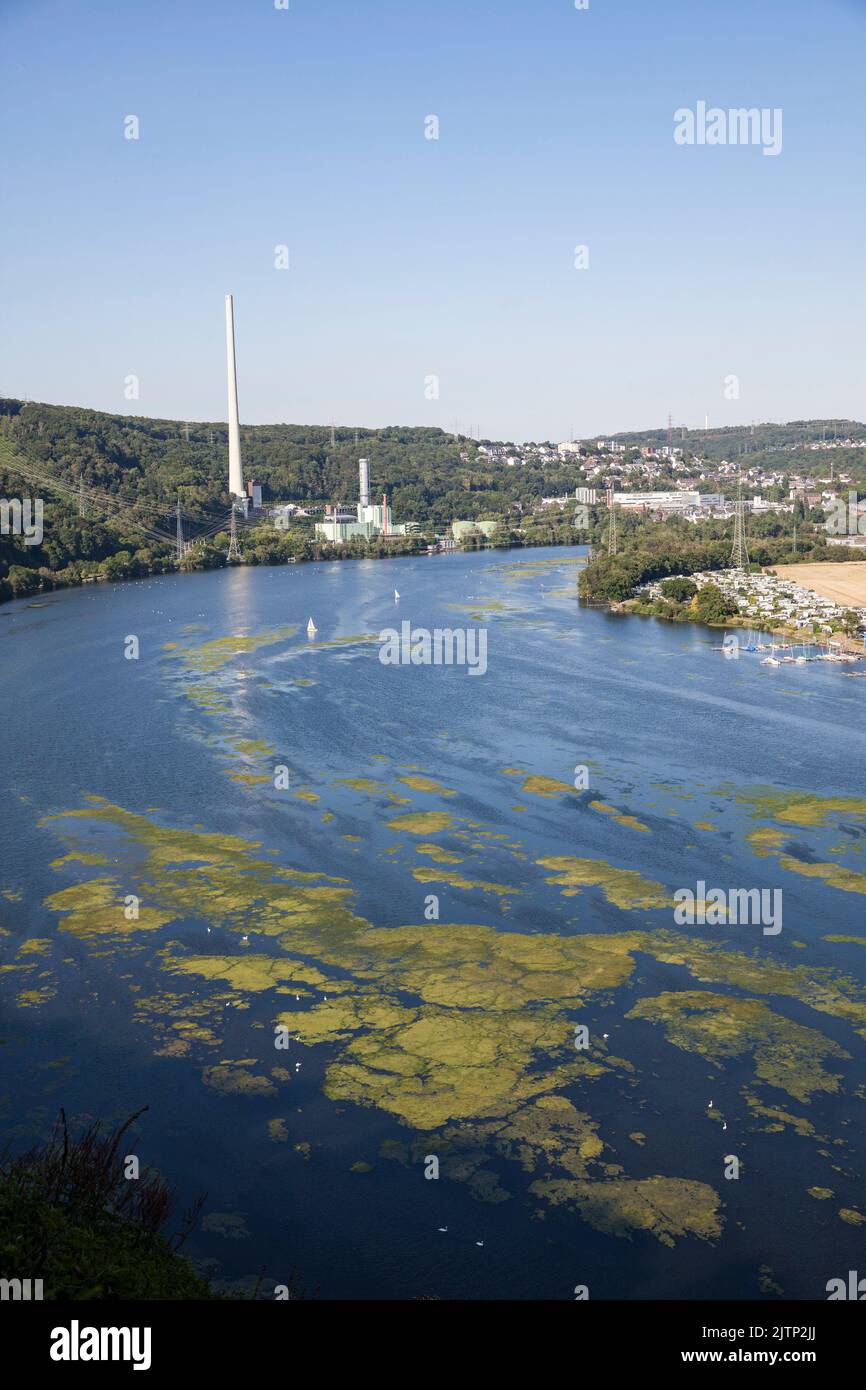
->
xmin=0 ymin=524 xmax=588 ymax=608
xmin=614 ymin=597 xmax=866 ymax=654
xmin=581 ymin=545 xmax=866 ymax=650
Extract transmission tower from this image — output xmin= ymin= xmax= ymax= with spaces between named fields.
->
xmin=227 ymin=506 xmax=242 ymax=562
xmin=78 ymin=476 xmax=86 ymax=518
xmin=607 ymin=488 xmax=618 ymax=556
xmin=176 ymin=494 xmax=185 ymax=562
xmin=730 ymin=473 xmax=750 ymax=569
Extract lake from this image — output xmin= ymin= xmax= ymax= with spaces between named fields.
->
xmin=2 ymin=544 xmax=866 ymax=1300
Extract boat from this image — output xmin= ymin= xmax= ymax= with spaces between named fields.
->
xmin=394 ymin=588 xmax=400 ymax=600
xmin=306 ymin=618 xmax=317 ymax=637
xmin=761 ymin=642 xmax=780 ymax=667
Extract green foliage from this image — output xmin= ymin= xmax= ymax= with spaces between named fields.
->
xmin=6 ymin=564 xmax=41 ymax=596
xmin=659 ymin=576 xmax=698 ymax=602
xmin=690 ymin=582 xmax=739 ymax=624
xmin=0 ymin=1108 xmax=214 ymax=1300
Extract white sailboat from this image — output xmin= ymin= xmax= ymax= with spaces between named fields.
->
xmin=761 ymin=641 xmax=780 ymax=667
xmin=306 ymin=617 xmax=317 ymax=637
xmin=394 ymin=588 xmax=400 ymax=601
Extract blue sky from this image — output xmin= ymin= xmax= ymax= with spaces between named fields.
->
xmin=1 ymin=0 xmax=865 ymax=440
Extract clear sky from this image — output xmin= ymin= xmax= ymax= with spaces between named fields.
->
xmin=1 ymin=0 xmax=865 ymax=441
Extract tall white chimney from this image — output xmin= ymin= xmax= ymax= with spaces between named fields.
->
xmin=358 ymin=457 xmax=370 ymax=509
xmin=225 ymin=294 xmax=245 ymax=499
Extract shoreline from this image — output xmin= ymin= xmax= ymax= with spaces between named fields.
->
xmin=0 ymin=530 xmax=591 ymax=610
xmin=0 ymin=537 xmax=589 ymax=615
xmin=603 ymin=596 xmax=866 ymax=656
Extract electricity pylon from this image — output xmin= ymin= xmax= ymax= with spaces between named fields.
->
xmin=608 ymin=488 xmax=618 ymax=556
xmin=730 ymin=473 xmax=749 ymax=569
xmin=176 ymin=495 xmax=185 ymax=562
xmin=227 ymin=505 xmax=242 ymax=562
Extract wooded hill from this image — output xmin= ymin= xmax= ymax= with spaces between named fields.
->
xmin=1 ymin=397 xmax=864 ymax=602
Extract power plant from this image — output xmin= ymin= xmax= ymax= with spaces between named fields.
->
xmin=223 ymin=296 xmax=403 ymax=541
xmin=315 ymin=457 xmax=408 ymax=543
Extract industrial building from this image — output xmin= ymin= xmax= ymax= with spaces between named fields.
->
xmin=451 ymin=519 xmax=500 ymax=541
xmin=315 ymin=459 xmax=408 ymax=543
xmin=612 ymin=491 xmax=724 ymax=512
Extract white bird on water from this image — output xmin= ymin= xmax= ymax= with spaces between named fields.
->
xmin=438 ymin=1226 xmax=448 ymax=1233
xmin=722 ymin=1122 xmax=727 ymax=1131
xmin=476 ymin=1241 xmax=484 ymax=1247
xmin=307 ymin=617 xmax=317 ymax=637
xmin=708 ymin=1101 xmax=713 ymax=1109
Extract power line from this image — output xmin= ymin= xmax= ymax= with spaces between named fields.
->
xmin=0 ymin=440 xmax=234 ymax=550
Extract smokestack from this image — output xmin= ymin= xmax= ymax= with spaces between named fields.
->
xmin=225 ymin=294 xmax=245 ymax=499
xmin=358 ymin=458 xmax=370 ymax=509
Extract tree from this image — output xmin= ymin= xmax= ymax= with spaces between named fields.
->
xmin=7 ymin=565 xmax=40 ymax=596
xmin=691 ymin=583 xmax=739 ymax=624
xmin=659 ymin=576 xmax=697 ymax=603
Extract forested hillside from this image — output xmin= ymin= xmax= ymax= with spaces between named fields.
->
xmin=0 ymin=397 xmax=575 ymax=526
xmin=2 ymin=397 xmax=865 ymax=604
xmin=0 ymin=398 xmax=582 ymax=600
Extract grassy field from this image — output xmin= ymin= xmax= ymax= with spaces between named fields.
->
xmin=770 ymin=561 xmax=866 ymax=608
